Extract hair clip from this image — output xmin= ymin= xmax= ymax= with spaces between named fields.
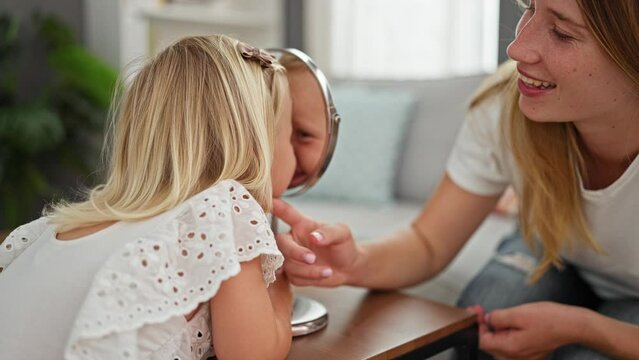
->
xmin=237 ymin=42 xmax=276 ymax=68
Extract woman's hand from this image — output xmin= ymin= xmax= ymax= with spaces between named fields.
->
xmin=468 ymin=302 xmax=588 ymax=360
xmin=272 ymin=199 xmax=364 ymax=287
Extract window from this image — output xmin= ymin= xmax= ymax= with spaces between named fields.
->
xmin=327 ymin=0 xmax=500 ymax=79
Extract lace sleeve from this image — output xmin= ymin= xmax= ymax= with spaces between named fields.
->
xmin=198 ymin=180 xmax=283 ymax=285
xmin=0 ymin=217 xmax=49 ymax=274
xmin=64 ymin=180 xmax=284 ymax=359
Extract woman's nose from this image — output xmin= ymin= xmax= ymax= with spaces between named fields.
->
xmin=506 ymin=17 xmax=542 ymax=64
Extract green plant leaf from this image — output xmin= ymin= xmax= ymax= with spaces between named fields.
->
xmin=0 ymin=106 xmax=65 ymax=154
xmin=32 ymin=12 xmax=77 ymax=50
xmin=49 ymin=46 xmax=117 ymax=109
xmin=0 ymin=162 xmax=50 ymax=228
xmin=0 ymin=15 xmax=19 ymax=60
xmin=0 ymin=11 xmax=117 ymax=228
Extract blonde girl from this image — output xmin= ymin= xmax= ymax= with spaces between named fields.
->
xmin=0 ymin=34 xmax=295 ymax=360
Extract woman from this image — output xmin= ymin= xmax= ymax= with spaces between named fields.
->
xmin=273 ymin=0 xmax=639 ymax=358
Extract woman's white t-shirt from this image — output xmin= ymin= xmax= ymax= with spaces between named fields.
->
xmin=0 ymin=179 xmax=283 ymax=359
xmin=446 ymin=98 xmax=639 ymax=300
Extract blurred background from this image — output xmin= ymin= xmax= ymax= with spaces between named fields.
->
xmin=0 ymin=0 xmax=521 ymax=233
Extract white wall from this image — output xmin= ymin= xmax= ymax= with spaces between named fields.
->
xmin=303 ymin=0 xmax=333 ymax=76
xmin=84 ymin=0 xmax=121 ymax=69
xmin=84 ymin=0 xmax=155 ymax=69
xmin=85 ymin=0 xmax=283 ymax=70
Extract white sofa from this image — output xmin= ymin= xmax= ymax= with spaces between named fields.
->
xmin=288 ymin=75 xmax=517 ymax=305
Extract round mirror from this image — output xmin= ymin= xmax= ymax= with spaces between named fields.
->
xmin=267 ymin=49 xmax=338 ymax=337
xmin=267 ymin=48 xmax=340 ymax=194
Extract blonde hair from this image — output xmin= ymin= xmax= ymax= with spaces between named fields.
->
xmin=470 ymin=0 xmax=639 ymax=281
xmin=48 ymin=35 xmax=289 ymax=232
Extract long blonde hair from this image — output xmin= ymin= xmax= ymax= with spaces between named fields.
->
xmin=48 ymin=35 xmax=289 ymax=232
xmin=470 ymin=0 xmax=639 ymax=281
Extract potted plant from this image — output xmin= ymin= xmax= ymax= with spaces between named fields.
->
xmin=0 ymin=12 xmax=117 ymax=234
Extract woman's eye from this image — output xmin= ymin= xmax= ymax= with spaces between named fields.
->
xmin=552 ymin=27 xmax=575 ymax=42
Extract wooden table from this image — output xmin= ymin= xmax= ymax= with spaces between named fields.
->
xmin=288 ymin=287 xmax=478 ymax=360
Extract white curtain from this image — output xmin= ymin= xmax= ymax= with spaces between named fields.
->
xmin=329 ymin=0 xmax=500 ymax=79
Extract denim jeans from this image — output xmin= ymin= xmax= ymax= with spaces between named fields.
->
xmin=456 ymin=229 xmax=639 ymax=360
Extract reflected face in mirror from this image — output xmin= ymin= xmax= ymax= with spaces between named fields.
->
xmin=285 ymin=63 xmax=329 ymax=189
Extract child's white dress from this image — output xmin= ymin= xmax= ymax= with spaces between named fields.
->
xmin=0 ymin=180 xmax=284 ymax=359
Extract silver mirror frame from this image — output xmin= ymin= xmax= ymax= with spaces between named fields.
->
xmin=266 ymin=48 xmax=341 ymax=195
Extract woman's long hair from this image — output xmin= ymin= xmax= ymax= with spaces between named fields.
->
xmin=470 ymin=0 xmax=639 ymax=281
xmin=48 ymin=35 xmax=289 ymax=232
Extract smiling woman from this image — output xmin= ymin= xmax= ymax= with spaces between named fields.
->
xmin=456 ymin=0 xmax=639 ymax=358
xmin=271 ymin=0 xmax=639 ymax=358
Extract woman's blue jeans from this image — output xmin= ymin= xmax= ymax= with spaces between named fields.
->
xmin=456 ymin=229 xmax=639 ymax=359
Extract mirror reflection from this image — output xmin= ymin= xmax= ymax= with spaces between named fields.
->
xmin=282 ymin=56 xmax=328 ymax=190
xmin=268 ymin=49 xmax=339 ymax=336
xmin=268 ymin=49 xmax=340 ymax=194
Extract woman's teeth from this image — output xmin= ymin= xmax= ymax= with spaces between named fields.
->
xmin=520 ymin=74 xmax=557 ymax=89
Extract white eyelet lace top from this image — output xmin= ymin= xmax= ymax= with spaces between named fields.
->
xmin=0 ymin=180 xmax=283 ymax=360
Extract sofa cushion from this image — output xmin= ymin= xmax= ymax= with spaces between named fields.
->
xmin=303 ymin=85 xmax=416 ymax=204
xmin=333 ymin=75 xmax=487 ymax=202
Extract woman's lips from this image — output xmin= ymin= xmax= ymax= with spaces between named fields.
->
xmin=517 ymin=78 xmax=556 ymax=97
xmin=516 ymin=68 xmax=557 ymax=97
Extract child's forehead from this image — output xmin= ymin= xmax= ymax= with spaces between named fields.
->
xmin=290 ymin=85 xmax=325 ymax=129
xmin=288 ymin=65 xmax=316 ymax=84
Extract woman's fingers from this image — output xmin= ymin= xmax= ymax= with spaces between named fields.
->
xmin=486 ymin=307 xmax=522 ymax=331
xmin=272 ymin=198 xmax=306 ymax=226
xmin=272 ymin=199 xmax=354 ymax=249
xmin=275 ymin=233 xmax=332 ymax=285
xmin=275 ymin=233 xmax=316 ymax=264
xmin=271 ymin=199 xmax=356 ymax=288
xmin=283 ymin=259 xmax=333 ymax=280
xmin=306 ymin=223 xmax=353 ymax=247
xmin=272 ymin=199 xmax=321 ymax=236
